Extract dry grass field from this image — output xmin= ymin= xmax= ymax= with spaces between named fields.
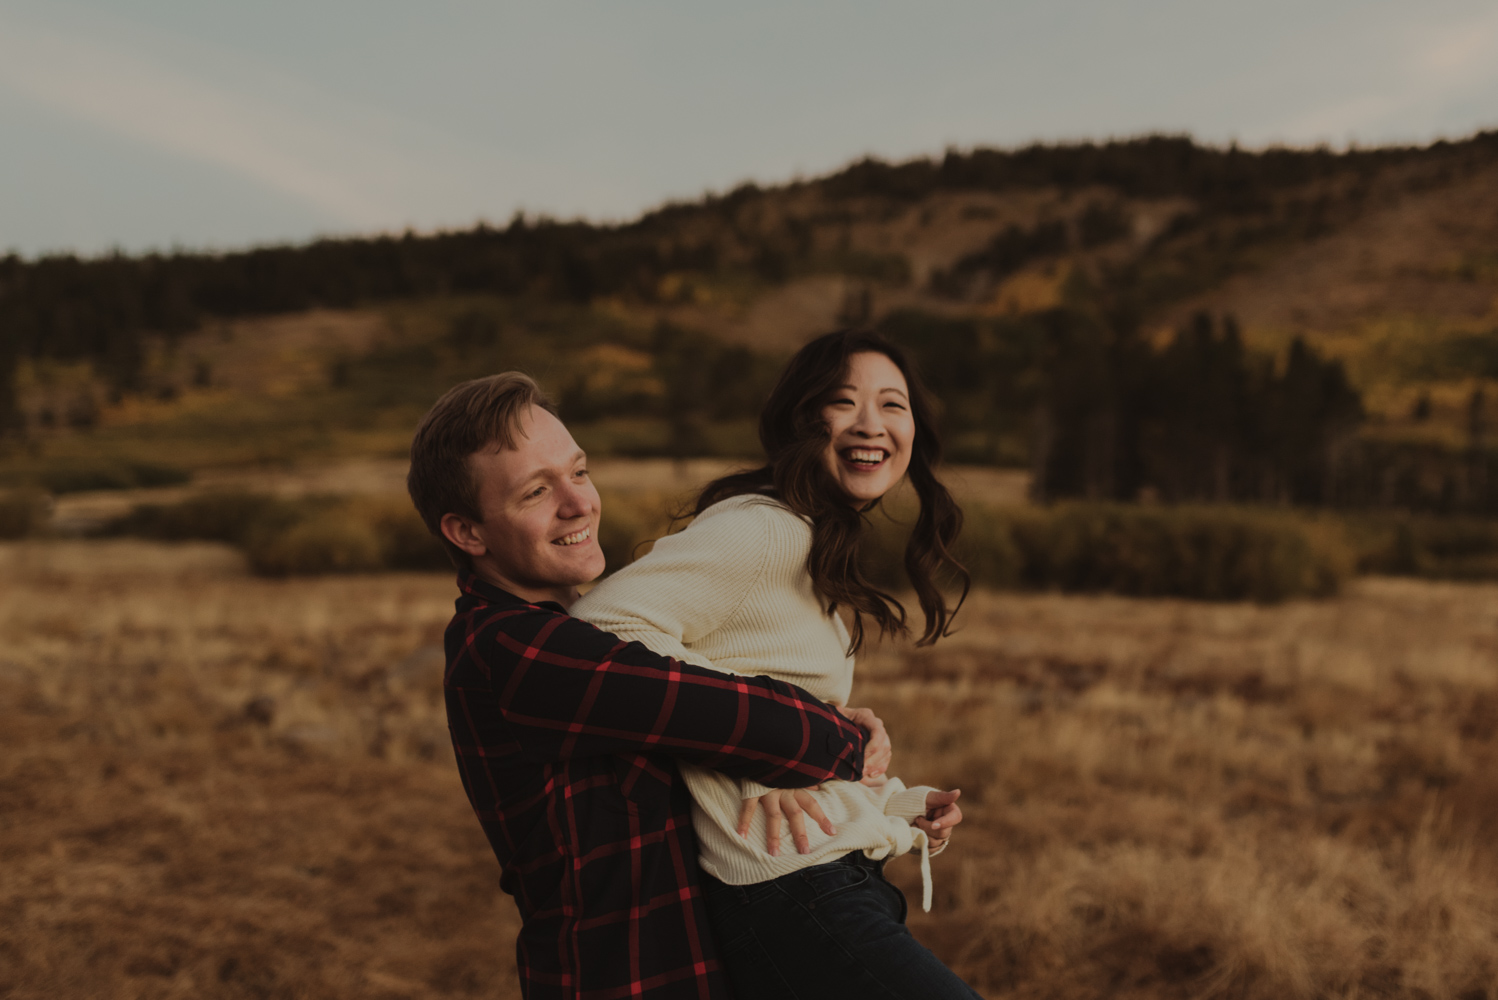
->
xmin=3 ymin=540 xmax=1497 ymax=999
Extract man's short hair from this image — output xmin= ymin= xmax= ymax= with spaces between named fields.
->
xmin=407 ymin=372 xmax=558 ymax=569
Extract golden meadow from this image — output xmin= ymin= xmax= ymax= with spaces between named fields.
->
xmin=3 ymin=461 xmax=1497 ymax=999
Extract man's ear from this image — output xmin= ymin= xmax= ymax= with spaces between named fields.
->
xmin=440 ymin=513 xmax=488 ymax=557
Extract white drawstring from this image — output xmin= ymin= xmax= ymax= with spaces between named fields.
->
xmin=916 ymin=829 xmax=933 ymax=913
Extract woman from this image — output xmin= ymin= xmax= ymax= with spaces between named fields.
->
xmin=572 ymin=330 xmax=980 ymax=999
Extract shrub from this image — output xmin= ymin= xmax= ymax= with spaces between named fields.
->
xmin=105 ymin=491 xmax=447 ymax=576
xmin=104 ymin=490 xmax=296 ymax=546
xmin=36 ymin=460 xmax=191 ymax=494
xmin=244 ymin=513 xmax=386 ymax=576
xmin=1345 ymin=513 xmax=1498 ymax=580
xmin=340 ymin=495 xmax=450 ymax=571
xmin=1009 ymin=504 xmax=1351 ymax=601
xmin=865 ymin=502 xmax=1352 ymax=602
xmin=0 ymin=489 xmax=50 ymax=539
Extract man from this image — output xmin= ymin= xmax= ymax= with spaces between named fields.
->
xmin=406 ymin=372 xmax=883 ymax=1000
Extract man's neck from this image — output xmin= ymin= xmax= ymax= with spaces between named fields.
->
xmin=472 ymin=565 xmax=579 ymax=609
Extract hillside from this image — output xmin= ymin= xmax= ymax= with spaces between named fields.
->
xmin=3 ymin=133 xmax=1497 ymax=509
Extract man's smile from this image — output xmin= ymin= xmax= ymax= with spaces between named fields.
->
xmin=553 ymin=527 xmax=592 ymax=546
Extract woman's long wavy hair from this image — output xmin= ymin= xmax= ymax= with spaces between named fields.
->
xmin=694 ymin=330 xmax=969 ymax=654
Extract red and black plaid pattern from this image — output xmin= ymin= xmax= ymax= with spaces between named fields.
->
xmin=444 ymin=574 xmax=866 ymax=1000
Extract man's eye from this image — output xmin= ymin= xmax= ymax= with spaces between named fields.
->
xmin=527 ymin=486 xmax=546 ymax=499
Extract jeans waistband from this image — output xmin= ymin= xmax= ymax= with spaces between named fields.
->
xmin=835 ymin=850 xmax=884 ymax=873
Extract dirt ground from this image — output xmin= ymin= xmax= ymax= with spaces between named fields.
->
xmin=3 ymin=540 xmax=1496 ymax=999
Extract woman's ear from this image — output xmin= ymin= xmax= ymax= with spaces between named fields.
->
xmin=440 ymin=513 xmax=488 ymax=557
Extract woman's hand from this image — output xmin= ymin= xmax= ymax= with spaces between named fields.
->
xmin=837 ymin=705 xmax=891 ymax=781
xmin=913 ymin=788 xmax=962 ymax=852
xmin=736 ymin=788 xmax=836 ymax=857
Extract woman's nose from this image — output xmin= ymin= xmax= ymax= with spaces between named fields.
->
xmin=849 ymin=400 xmax=885 ymax=436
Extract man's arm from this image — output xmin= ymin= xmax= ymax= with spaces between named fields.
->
xmin=449 ymin=604 xmax=866 ymax=787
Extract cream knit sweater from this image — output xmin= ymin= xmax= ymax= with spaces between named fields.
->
xmin=572 ymin=494 xmax=940 ymax=908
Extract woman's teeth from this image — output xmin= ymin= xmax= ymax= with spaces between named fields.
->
xmin=553 ymin=528 xmax=591 ymax=546
xmin=844 ymin=449 xmax=887 ymax=467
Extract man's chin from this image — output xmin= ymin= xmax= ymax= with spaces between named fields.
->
xmin=551 ymin=547 xmax=606 ymax=586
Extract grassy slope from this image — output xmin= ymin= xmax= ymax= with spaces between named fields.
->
xmin=1171 ymin=158 xmax=1498 ymax=443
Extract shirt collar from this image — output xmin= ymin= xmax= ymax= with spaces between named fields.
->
xmin=456 ymin=571 xmax=567 ymax=614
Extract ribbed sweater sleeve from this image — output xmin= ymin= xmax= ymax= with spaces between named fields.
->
xmin=575 ymin=500 xmax=776 ymax=672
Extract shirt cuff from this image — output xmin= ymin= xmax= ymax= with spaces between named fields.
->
xmin=884 ymin=785 xmax=937 ymax=821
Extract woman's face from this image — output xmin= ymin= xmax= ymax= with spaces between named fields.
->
xmin=820 ymin=351 xmax=915 ymax=505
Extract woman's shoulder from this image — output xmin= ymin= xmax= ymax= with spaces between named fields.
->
xmin=684 ymin=494 xmax=812 ymax=575
xmin=693 ymin=492 xmax=809 ymax=535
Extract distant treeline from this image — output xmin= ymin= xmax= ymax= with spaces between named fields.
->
xmin=881 ymin=308 xmax=1497 ymax=516
xmin=5 ymin=132 xmax=1498 ymax=433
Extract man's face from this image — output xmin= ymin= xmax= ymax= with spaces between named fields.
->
xmin=445 ymin=405 xmax=605 ymax=605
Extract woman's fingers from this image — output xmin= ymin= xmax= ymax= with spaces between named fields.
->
xmin=736 ymin=796 xmax=761 ymax=838
xmin=929 ymin=802 xmax=962 ymax=831
xmin=762 ymin=793 xmax=784 ymax=857
xmin=750 ymin=789 xmax=838 ymax=855
xmin=914 ymin=815 xmax=952 ymax=845
xmin=924 ymin=788 xmax=961 ymax=813
xmin=918 ymin=788 xmax=964 ymax=844
xmin=781 ymin=794 xmax=811 ymax=854
xmin=796 ymin=789 xmax=836 ymax=838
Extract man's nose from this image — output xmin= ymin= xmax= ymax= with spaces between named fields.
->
xmin=555 ymin=481 xmax=593 ymax=517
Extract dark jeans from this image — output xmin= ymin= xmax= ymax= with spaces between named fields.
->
xmin=701 ymin=852 xmax=984 ymax=1000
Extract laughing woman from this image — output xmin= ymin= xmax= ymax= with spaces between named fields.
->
xmin=572 ymin=330 xmax=981 ymax=999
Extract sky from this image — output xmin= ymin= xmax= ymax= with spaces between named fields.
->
xmin=2 ymin=0 xmax=1497 ymax=258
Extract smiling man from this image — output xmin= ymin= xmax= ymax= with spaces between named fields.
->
xmin=406 ymin=373 xmax=873 ymax=1000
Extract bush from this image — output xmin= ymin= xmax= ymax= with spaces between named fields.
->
xmin=0 ymin=489 xmax=50 ymax=539
xmin=245 ymin=513 xmax=386 ymax=576
xmin=1345 ymin=513 xmax=1498 ymax=580
xmin=1009 ymin=504 xmax=1351 ymax=601
xmin=36 ymin=460 xmax=191 ymax=494
xmin=104 ymin=490 xmax=296 ymax=546
xmin=106 ymin=491 xmax=449 ymax=576
xmin=340 ymin=495 xmax=451 ymax=571
xmin=866 ymin=502 xmax=1352 ymax=602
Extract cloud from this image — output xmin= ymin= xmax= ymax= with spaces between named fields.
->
xmin=0 ymin=13 xmax=456 ymax=228
xmin=1273 ymin=6 xmax=1498 ymax=143
xmin=1412 ymin=6 xmax=1498 ymax=82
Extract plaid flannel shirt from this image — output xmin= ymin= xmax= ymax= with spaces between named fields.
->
xmin=444 ymin=573 xmax=867 ymax=1000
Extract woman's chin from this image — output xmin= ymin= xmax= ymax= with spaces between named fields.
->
xmin=836 ymin=476 xmax=894 ymax=505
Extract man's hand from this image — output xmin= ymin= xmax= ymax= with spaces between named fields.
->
xmin=913 ymin=788 xmax=962 ymax=852
xmin=837 ymin=705 xmax=891 ymax=781
xmin=736 ymin=788 xmax=835 ymax=857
